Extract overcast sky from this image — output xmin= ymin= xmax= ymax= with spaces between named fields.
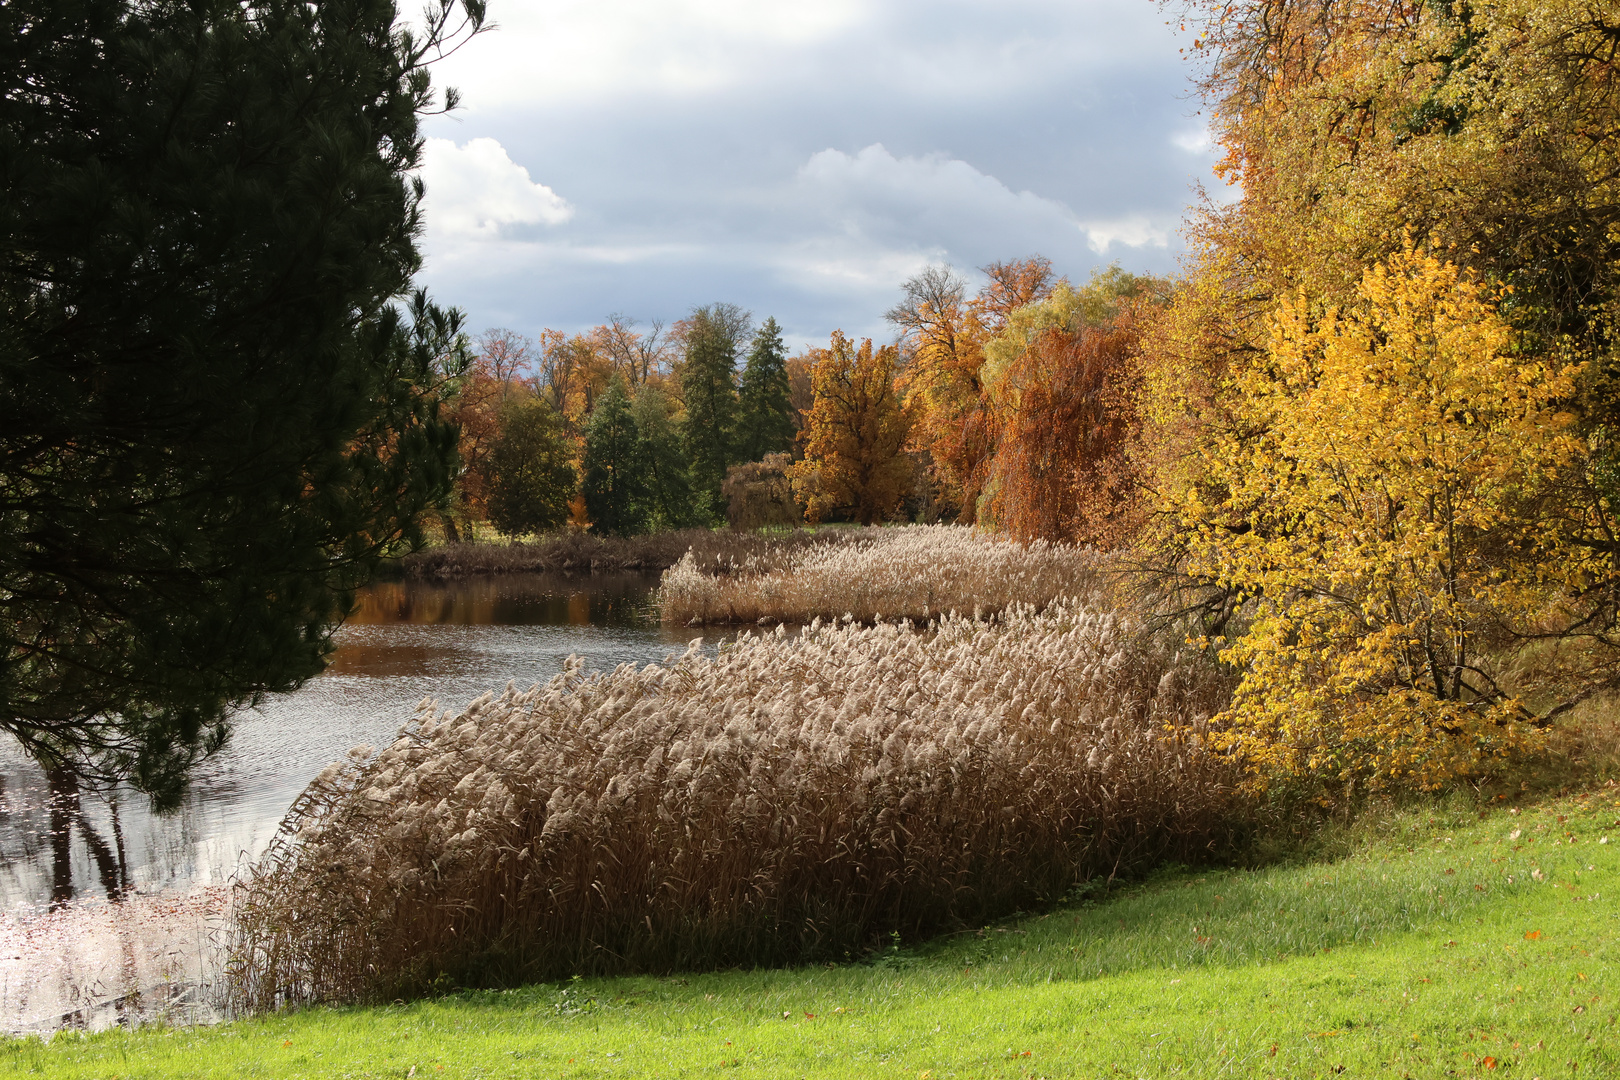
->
xmin=413 ymin=0 xmax=1219 ymax=349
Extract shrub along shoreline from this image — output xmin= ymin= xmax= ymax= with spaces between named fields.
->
xmin=392 ymin=525 xmax=879 ymax=580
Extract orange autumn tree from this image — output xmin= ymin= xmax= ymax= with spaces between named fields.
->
xmin=441 ymin=329 xmax=537 ymax=535
xmin=537 ymin=329 xmax=614 ymax=432
xmin=789 ymin=332 xmax=913 ymax=525
xmin=887 ymin=258 xmax=1054 ymax=521
xmin=979 ymin=268 xmax=1164 ymax=545
xmin=586 ymin=315 xmax=675 ymax=389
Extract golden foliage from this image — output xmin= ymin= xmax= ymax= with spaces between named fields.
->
xmin=1130 ymin=0 xmax=1620 ymax=793
xmin=789 ymin=332 xmax=913 ymax=525
xmin=1189 ymin=248 xmax=1585 ymax=793
xmin=888 ymin=259 xmax=1056 ymax=521
xmin=1188 ymin=0 xmax=1620 ymax=353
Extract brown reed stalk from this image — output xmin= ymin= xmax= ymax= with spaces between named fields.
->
xmin=658 ymin=523 xmax=1104 ymax=625
xmin=229 ymin=599 xmax=1237 ymax=1008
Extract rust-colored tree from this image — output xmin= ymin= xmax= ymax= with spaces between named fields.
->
xmin=789 ymin=333 xmax=913 ymax=525
xmin=981 ymin=271 xmax=1161 ymax=546
xmin=441 ymin=329 xmax=538 ymax=536
xmin=887 ymin=258 xmax=1054 ymax=521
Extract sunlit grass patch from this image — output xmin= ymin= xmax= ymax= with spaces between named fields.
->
xmin=14 ymin=790 xmax=1619 ymax=1077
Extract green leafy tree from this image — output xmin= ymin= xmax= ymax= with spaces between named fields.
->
xmin=632 ymin=386 xmax=698 ymax=531
xmin=680 ymin=304 xmax=750 ymax=521
xmin=736 ymin=316 xmax=794 ymax=462
xmin=0 ymin=0 xmax=484 ymax=805
xmin=581 ymin=379 xmax=647 ymax=536
xmin=486 ymin=395 xmax=576 ymax=538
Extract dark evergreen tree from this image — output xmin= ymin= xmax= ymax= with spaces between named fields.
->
xmin=679 ymin=304 xmax=750 ymax=522
xmin=486 ymin=396 xmax=576 ymax=538
xmin=736 ymin=317 xmax=795 ymax=462
xmin=0 ymin=0 xmax=485 ymax=804
xmin=581 ymin=379 xmax=648 ymax=536
xmin=632 ymin=386 xmax=698 ymax=531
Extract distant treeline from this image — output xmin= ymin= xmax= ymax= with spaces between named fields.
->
xmin=442 ymin=258 xmax=1158 ymax=544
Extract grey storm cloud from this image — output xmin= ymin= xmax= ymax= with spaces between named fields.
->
xmin=413 ymin=0 xmax=1220 ymax=348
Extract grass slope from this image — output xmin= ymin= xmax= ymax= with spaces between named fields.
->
xmin=9 ymin=792 xmax=1618 ymax=1079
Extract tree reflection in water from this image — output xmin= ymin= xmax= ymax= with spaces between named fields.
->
xmin=45 ymin=770 xmax=130 ymax=910
xmin=0 ymin=571 xmax=694 ymax=1031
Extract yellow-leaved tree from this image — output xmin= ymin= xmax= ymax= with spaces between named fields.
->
xmin=789 ymin=332 xmax=913 ymax=525
xmin=1193 ymin=247 xmax=1588 ymax=794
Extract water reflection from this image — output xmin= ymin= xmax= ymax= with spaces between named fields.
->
xmin=348 ymin=572 xmax=660 ymax=627
xmin=0 ymin=571 xmax=691 ymax=1032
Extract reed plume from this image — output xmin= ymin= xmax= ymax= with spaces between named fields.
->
xmin=659 ymin=524 xmax=1102 ymax=625
xmin=231 ymin=600 xmax=1236 ymax=1007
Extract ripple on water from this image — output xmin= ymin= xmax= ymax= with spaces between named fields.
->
xmin=0 ymin=572 xmax=697 ymax=1033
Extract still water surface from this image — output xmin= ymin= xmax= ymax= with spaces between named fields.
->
xmin=0 ymin=572 xmax=691 ymax=1032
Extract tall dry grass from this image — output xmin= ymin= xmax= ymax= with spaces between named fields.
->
xmin=659 ymin=524 xmax=1103 ymax=625
xmin=399 ymin=527 xmax=874 ymax=580
xmin=229 ymin=602 xmax=1236 ymax=1007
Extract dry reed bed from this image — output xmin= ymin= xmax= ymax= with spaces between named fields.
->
xmin=400 ymin=527 xmax=879 ymax=580
xmin=230 ymin=602 xmax=1236 ymax=1007
xmin=659 ymin=524 xmax=1102 ymax=625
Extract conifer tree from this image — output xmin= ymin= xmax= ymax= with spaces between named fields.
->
xmin=632 ymin=386 xmax=698 ymax=531
xmin=0 ymin=0 xmax=484 ymax=804
xmin=581 ymin=379 xmax=648 ymax=536
xmin=679 ymin=304 xmax=750 ymax=521
xmin=736 ymin=317 xmax=794 ymax=462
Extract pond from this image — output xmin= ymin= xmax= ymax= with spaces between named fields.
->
xmin=0 ymin=572 xmax=696 ymax=1034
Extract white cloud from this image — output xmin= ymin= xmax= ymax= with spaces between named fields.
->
xmin=1171 ymin=127 xmax=1213 ymax=155
xmin=418 ymin=137 xmax=573 ymax=239
xmin=405 ymin=3 xmax=1215 ymax=340
xmin=433 ymin=0 xmax=869 ymax=106
xmin=792 ymin=143 xmax=1080 ymax=247
xmin=793 ymin=144 xmax=1172 ymax=268
xmin=429 ymin=0 xmax=1175 ymax=112
xmin=770 ymin=237 xmax=944 ymax=295
xmin=1079 ymin=215 xmax=1172 ymax=254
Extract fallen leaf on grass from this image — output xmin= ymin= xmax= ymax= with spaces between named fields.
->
xmin=1525 ymin=931 xmax=1542 ymax=940
xmin=1483 ymin=1056 xmax=1498 ymax=1069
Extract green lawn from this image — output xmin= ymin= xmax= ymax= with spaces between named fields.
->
xmin=10 ymin=792 xmax=1618 ymax=1079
